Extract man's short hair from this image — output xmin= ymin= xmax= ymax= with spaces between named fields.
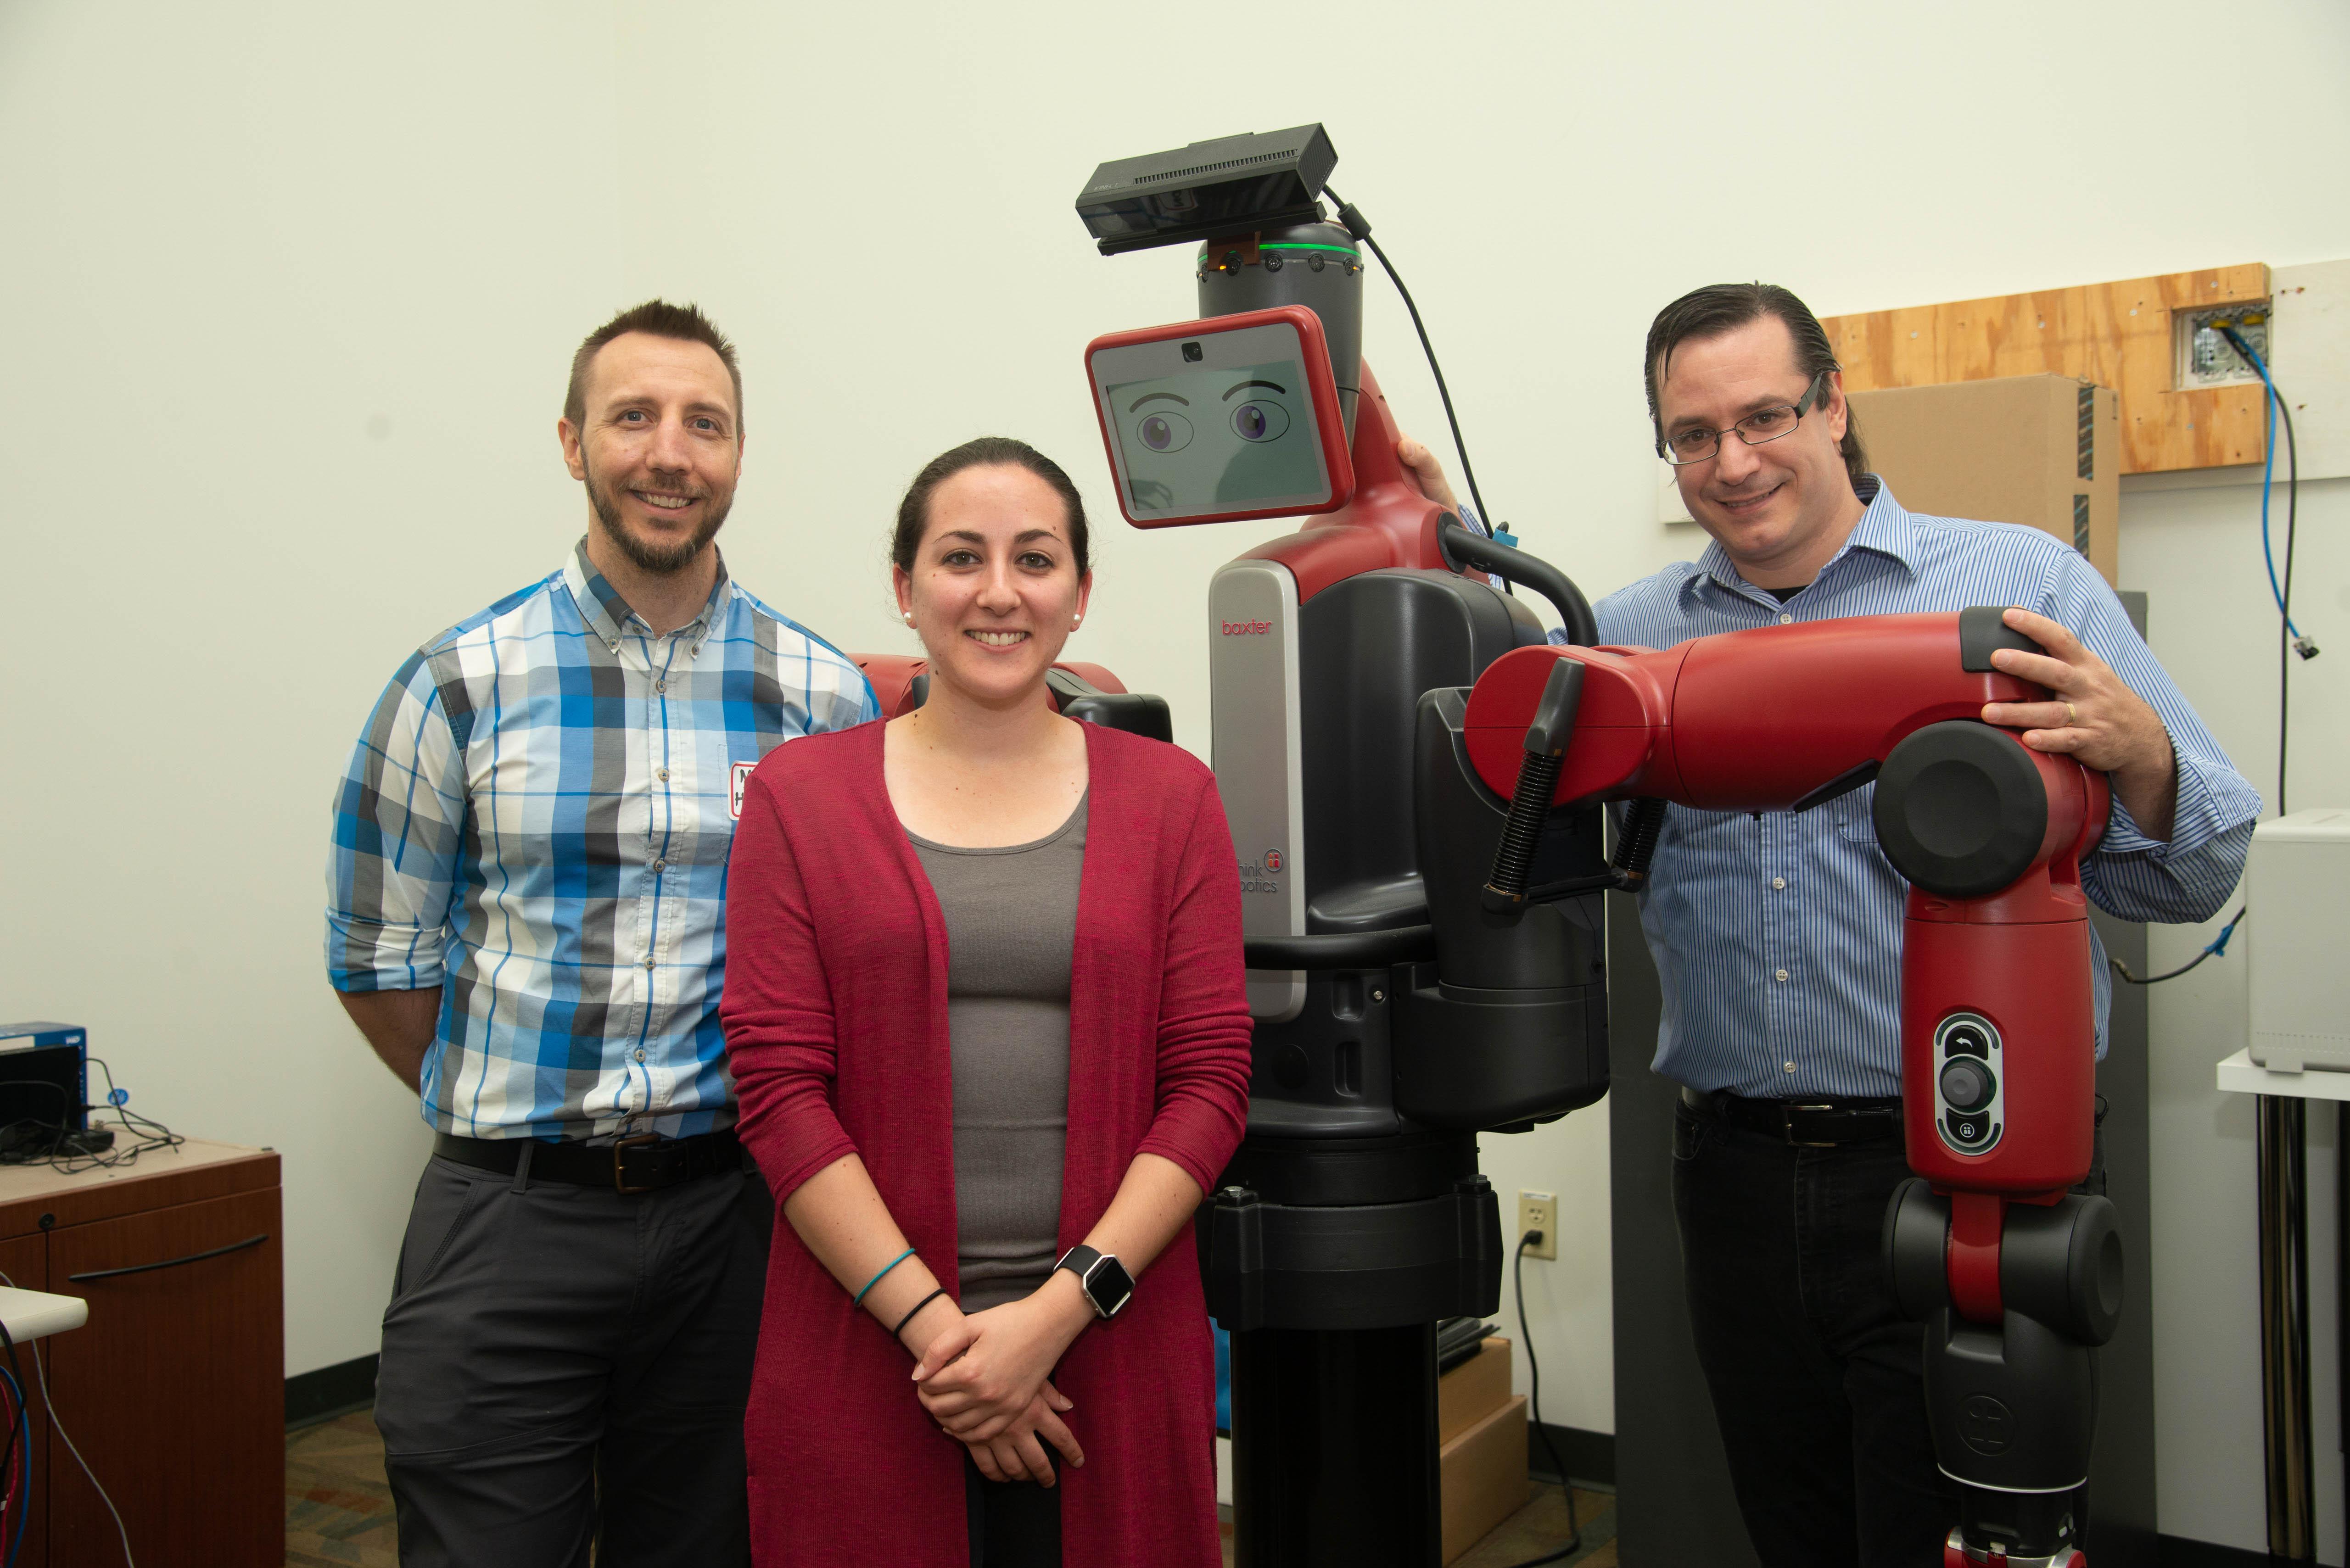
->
xmin=1644 ymin=283 xmax=1867 ymax=484
xmin=564 ymin=299 xmax=743 ymax=434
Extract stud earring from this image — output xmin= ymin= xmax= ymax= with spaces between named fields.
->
xmin=903 ymin=613 xmax=915 ymax=624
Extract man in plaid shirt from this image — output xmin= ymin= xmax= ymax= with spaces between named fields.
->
xmin=326 ymin=300 xmax=878 ymax=1565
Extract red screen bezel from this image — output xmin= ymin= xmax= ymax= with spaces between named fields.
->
xmin=1084 ymin=305 xmax=1356 ymax=530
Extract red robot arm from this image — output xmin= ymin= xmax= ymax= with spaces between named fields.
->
xmin=1460 ymin=609 xmax=2110 ymax=1196
xmin=1460 ymin=609 xmax=2123 ymax=1566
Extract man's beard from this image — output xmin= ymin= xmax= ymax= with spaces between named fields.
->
xmin=586 ymin=467 xmax=732 ymax=574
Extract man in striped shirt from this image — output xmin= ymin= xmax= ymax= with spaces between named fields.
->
xmin=1410 ymin=284 xmax=2257 ymax=1565
xmin=325 ymin=300 xmax=878 ymax=1565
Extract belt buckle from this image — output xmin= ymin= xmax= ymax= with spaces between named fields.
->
xmin=613 ymin=1127 xmax=664 ymax=1194
xmin=1782 ymin=1103 xmax=1840 ymax=1148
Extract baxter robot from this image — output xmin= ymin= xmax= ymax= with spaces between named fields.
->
xmin=1074 ymin=126 xmax=2122 ymax=1568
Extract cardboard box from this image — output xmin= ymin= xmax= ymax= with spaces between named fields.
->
xmin=1846 ymin=374 xmax=2121 ymax=586
xmin=1441 ymin=1392 xmax=1530 ymax=1563
xmin=1438 ymin=1337 xmax=1512 ymax=1445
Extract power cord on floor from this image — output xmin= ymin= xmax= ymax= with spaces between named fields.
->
xmin=0 ymin=1268 xmax=132 ymax=1566
xmin=1504 ymin=1230 xmax=1583 ymax=1567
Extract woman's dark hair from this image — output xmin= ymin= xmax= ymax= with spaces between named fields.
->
xmin=891 ymin=437 xmax=1091 ymax=577
xmin=1643 ymin=283 xmax=1869 ymax=485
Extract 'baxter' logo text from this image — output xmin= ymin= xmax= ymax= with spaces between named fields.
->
xmin=1221 ymin=619 xmax=1273 ymax=636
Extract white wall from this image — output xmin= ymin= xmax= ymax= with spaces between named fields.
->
xmin=2123 ymin=462 xmax=2350 ymax=1558
xmin=2 ymin=1 xmax=2346 ymax=1549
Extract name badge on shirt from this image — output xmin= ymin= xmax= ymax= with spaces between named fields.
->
xmin=730 ymin=759 xmax=756 ymax=820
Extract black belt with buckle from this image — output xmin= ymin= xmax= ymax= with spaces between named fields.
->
xmin=1680 ymin=1086 xmax=1903 ymax=1148
xmin=432 ymin=1128 xmax=743 ymax=1194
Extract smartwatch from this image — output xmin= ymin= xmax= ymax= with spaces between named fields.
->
xmin=1054 ymin=1244 xmax=1136 ymax=1320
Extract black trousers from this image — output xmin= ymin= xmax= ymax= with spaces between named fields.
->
xmin=1673 ymin=1097 xmax=2111 ymax=1566
xmin=374 ymin=1154 xmax=772 ymax=1568
xmin=1672 ymin=1099 xmax=1955 ymax=1567
xmin=965 ymin=1450 xmax=1062 ymax=1567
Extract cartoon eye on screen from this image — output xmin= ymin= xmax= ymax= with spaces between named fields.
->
xmin=1085 ymin=306 xmax=1354 ymax=528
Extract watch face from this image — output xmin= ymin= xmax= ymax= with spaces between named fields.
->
xmin=1085 ymin=1255 xmax=1136 ymax=1318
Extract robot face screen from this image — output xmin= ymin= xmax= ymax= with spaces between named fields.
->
xmin=1088 ymin=313 xmax=1344 ymax=527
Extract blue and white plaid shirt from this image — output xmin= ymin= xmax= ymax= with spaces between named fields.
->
xmin=326 ymin=540 xmax=879 ymax=1139
xmin=1553 ymin=478 xmax=2260 ymax=1100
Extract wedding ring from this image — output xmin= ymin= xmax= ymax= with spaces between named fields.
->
xmin=2065 ymin=701 xmax=2078 ymax=725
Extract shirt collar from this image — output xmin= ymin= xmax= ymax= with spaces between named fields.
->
xmin=564 ymin=537 xmax=733 ymax=651
xmin=1688 ymin=474 xmax=1919 ymax=607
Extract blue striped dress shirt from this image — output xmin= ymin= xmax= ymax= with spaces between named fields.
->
xmin=326 ymin=541 xmax=880 ymax=1139
xmin=1555 ymin=478 xmax=2260 ymax=1099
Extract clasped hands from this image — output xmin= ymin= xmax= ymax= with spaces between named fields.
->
xmin=907 ymin=1270 xmax=1097 ymax=1486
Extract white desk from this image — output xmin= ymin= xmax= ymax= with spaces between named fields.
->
xmin=2217 ymin=1046 xmax=2337 ymax=1559
xmin=2220 ymin=1047 xmax=2350 ymax=1102
xmin=0 ymin=1287 xmax=84 ymax=1344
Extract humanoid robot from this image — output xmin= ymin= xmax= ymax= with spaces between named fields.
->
xmin=1074 ymin=125 xmax=2119 ymax=1568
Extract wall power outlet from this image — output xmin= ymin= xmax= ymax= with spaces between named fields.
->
xmin=1517 ymin=1190 xmax=1558 ymax=1261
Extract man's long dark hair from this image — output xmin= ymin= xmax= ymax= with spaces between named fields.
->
xmin=1644 ymin=283 xmax=1868 ymax=484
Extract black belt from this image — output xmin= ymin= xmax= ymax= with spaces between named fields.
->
xmin=1680 ymin=1086 xmax=1903 ymax=1147
xmin=433 ymin=1128 xmax=743 ymax=1194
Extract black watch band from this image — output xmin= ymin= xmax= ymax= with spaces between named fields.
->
xmin=1054 ymin=1244 xmax=1136 ymax=1320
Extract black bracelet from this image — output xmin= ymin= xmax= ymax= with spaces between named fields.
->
xmin=892 ymin=1287 xmax=948 ymax=1341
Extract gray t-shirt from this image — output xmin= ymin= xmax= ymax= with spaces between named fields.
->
xmin=907 ymin=795 xmax=1086 ymax=1312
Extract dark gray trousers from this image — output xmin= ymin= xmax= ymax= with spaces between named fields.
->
xmin=375 ymin=1152 xmax=771 ymax=1568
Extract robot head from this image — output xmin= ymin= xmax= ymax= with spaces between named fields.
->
xmin=1085 ymin=306 xmax=1353 ymax=528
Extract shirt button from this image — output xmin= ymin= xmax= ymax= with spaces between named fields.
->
xmin=656 ymin=767 xmax=670 ymax=782
xmin=1775 ymin=968 xmax=1790 ymax=982
xmin=634 ymin=1049 xmax=647 ymax=1062
xmin=1772 ymin=877 xmax=1786 ymax=891
xmin=642 ymin=957 xmax=655 ymax=971
xmin=651 ymin=858 xmax=667 ymax=873
xmin=655 ymin=680 xmax=667 ymax=694
xmin=1784 ymin=1061 xmax=1797 ymax=1073
xmin=1778 ymin=613 xmax=1794 ymax=625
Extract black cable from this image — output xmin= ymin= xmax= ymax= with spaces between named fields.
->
xmin=1503 ymin=1231 xmax=1583 ymax=1567
xmin=2114 ymin=326 xmax=2301 ymax=988
xmin=29 ymin=1060 xmax=183 ymax=1177
xmin=2220 ymin=322 xmax=2308 ymax=815
xmin=1321 ymin=187 xmax=1498 ymax=540
xmin=2113 ymin=905 xmax=2245 ymax=984
xmin=2270 ymin=349 xmax=2302 ymax=816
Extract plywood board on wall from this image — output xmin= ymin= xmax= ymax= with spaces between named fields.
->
xmin=1824 ymin=265 xmax=2269 ymax=474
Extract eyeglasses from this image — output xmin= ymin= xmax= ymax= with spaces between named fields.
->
xmin=1656 ymin=371 xmax=1831 ymax=466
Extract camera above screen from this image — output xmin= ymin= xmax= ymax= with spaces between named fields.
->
xmin=1074 ymin=125 xmax=1337 ymax=257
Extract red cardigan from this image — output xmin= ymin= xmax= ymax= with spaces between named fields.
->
xmin=722 ymin=719 xmax=1253 ymax=1566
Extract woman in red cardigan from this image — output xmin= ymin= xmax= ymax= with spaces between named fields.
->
xmin=721 ymin=436 xmax=1253 ymax=1566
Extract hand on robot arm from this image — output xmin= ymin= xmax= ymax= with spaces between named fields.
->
xmin=1980 ymin=607 xmax=2178 ymax=843
xmin=1395 ymin=434 xmax=1462 ymax=515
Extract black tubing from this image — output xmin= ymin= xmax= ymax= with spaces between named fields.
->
xmin=1245 ymin=925 xmax=1438 ymax=970
xmin=1612 ymin=798 xmax=1667 ymax=886
xmin=1438 ymin=522 xmax=1599 ymax=647
xmin=1483 ymin=753 xmax=1563 ymax=911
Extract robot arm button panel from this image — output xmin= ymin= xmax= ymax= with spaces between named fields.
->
xmin=1076 ymin=126 xmax=2115 ymax=1568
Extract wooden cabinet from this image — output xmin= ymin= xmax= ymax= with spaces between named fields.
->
xmin=0 ymin=1141 xmax=282 ymax=1567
